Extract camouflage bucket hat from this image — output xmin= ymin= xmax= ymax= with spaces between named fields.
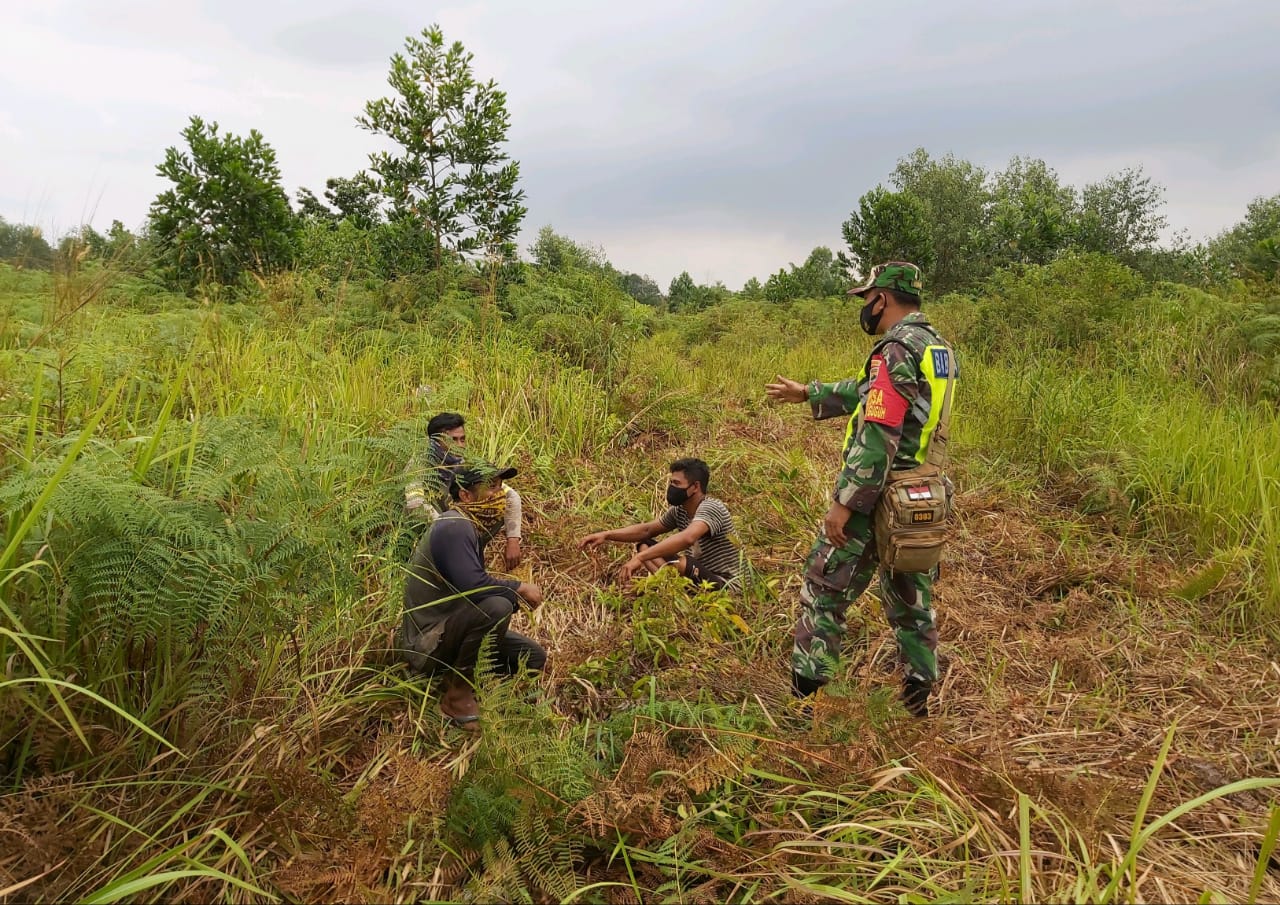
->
xmin=847 ymin=261 xmax=924 ymax=298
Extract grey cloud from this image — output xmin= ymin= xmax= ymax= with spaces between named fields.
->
xmin=4 ymin=0 xmax=1279 ymax=287
xmin=502 ymin=0 xmax=1280 ymax=271
xmin=272 ymin=6 xmax=419 ymax=67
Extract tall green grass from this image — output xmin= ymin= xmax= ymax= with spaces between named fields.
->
xmin=2 ymin=260 xmax=1278 ymax=902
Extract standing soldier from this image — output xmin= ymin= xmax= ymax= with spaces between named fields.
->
xmin=766 ymin=262 xmax=957 ymax=717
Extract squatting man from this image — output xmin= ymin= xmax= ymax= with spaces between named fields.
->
xmin=399 ymin=461 xmax=546 ymax=730
xmin=576 ymin=457 xmax=744 ymax=592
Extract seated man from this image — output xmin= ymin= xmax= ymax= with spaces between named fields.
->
xmin=405 ymin=412 xmax=524 ymax=569
xmin=578 ymin=458 xmax=743 ymax=591
xmin=399 ymin=460 xmax=546 ymax=729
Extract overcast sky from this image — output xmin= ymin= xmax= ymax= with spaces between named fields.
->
xmin=2 ymin=0 xmax=1277 ymax=288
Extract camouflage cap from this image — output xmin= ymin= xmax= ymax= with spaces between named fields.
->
xmin=847 ymin=261 xmax=924 ymax=298
xmin=453 ymin=457 xmax=518 ymax=490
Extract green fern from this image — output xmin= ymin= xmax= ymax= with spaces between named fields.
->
xmin=0 ymin=410 xmax=433 ymax=754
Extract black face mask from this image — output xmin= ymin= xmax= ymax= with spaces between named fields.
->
xmin=859 ymin=295 xmax=884 ymax=335
xmin=666 ymin=484 xmax=690 ymax=506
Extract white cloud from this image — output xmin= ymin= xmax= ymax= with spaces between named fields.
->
xmin=0 ymin=21 xmax=241 ymax=115
xmin=0 ymin=110 xmax=21 ymax=140
xmin=592 ymin=221 xmax=832 ymax=292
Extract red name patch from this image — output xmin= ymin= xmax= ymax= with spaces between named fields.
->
xmin=863 ymin=354 xmax=908 ymax=428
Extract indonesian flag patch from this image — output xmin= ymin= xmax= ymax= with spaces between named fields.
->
xmin=906 ymin=485 xmax=933 ymax=500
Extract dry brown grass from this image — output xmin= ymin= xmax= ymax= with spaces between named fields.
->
xmin=3 ymin=407 xmax=1278 ymax=903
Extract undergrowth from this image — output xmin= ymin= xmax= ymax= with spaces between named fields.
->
xmin=1 ymin=260 xmax=1278 ymax=903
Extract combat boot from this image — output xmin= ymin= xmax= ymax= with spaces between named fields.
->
xmin=902 ymin=678 xmax=931 ymax=718
xmin=791 ymin=672 xmax=824 ymax=698
xmin=790 ymin=672 xmax=825 ymax=719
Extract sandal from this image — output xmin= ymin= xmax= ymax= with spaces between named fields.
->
xmin=444 ymin=711 xmax=480 ymax=731
xmin=440 ymin=697 xmax=481 ymax=731
xmin=439 ymin=674 xmax=480 ymax=731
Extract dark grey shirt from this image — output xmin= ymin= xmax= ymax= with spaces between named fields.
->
xmin=404 ymin=511 xmax=519 ymax=630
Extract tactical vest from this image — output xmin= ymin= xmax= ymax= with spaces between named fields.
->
xmin=841 ymin=320 xmax=957 ymax=472
xmin=846 ymin=318 xmax=958 ymax=572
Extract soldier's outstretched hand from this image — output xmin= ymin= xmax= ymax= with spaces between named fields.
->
xmin=765 ymin=375 xmax=807 ymax=404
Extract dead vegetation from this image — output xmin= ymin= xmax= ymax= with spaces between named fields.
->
xmin=3 ymin=412 xmax=1279 ymax=904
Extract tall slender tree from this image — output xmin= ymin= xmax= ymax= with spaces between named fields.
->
xmin=359 ymin=25 xmax=526 ymax=309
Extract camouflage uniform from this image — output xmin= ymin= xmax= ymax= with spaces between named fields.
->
xmin=792 ymin=263 xmax=957 ymax=711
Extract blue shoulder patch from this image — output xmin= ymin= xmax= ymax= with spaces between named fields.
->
xmin=931 ymin=348 xmax=950 ymax=378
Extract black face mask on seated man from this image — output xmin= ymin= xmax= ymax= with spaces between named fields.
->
xmin=666 ymin=484 xmax=690 ymax=506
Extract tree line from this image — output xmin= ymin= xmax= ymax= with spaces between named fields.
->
xmin=2 ymin=24 xmax=1278 ymax=308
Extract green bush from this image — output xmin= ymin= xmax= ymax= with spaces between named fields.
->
xmin=507 ymin=266 xmax=651 ymax=386
xmin=965 ymin=252 xmax=1145 ymax=354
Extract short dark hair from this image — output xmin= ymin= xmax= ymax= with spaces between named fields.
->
xmin=670 ymin=457 xmax=710 ymax=493
xmin=884 ymin=288 xmax=921 ymax=309
xmin=428 ymin=412 xmax=465 ymax=437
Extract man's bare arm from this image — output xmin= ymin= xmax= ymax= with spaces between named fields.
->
xmin=578 ymin=519 xmax=667 ymax=550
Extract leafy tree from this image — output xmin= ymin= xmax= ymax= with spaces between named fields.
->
xmin=800 ymin=247 xmax=848 ymax=297
xmin=359 ymin=25 xmax=526 ymax=307
xmin=1074 ymin=167 xmax=1167 ymax=260
xmin=763 ymin=247 xmax=848 ymax=301
xmin=324 ymin=174 xmax=383 ymax=230
xmin=295 ymin=188 xmax=332 ymax=223
xmin=298 ymin=218 xmax=383 ymax=284
xmin=97 ymin=220 xmax=141 ymax=260
xmin=890 ymin=149 xmax=990 ymax=292
xmin=0 ymin=217 xmax=55 ymax=269
xmin=842 ymin=187 xmax=934 ymax=277
xmin=618 ymin=271 xmax=663 ymax=307
xmin=55 ymin=232 xmax=89 ymax=270
xmin=667 ymin=270 xmax=700 ymax=311
xmin=528 ymin=226 xmax=611 ymax=273
xmin=740 ymin=276 xmax=764 ymax=300
xmin=296 ymin=174 xmax=391 ymax=283
xmin=988 ymin=157 xmax=1077 ymax=266
xmin=526 ymin=227 xmax=664 ymax=308
xmin=148 ymin=116 xmax=297 ymax=291
xmin=1210 ymin=193 xmax=1280 ymax=282
xmin=702 ymin=280 xmax=734 ymax=306
xmin=73 ymin=220 xmax=151 ymax=272
xmin=845 ymin=151 xmax=1171 ymax=292
xmin=761 ymin=268 xmax=793 ymax=303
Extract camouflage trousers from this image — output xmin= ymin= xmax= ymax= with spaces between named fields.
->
xmin=793 ymin=510 xmax=938 ymax=685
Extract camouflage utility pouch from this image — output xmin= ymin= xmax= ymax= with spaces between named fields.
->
xmin=874 ymin=466 xmax=950 ymax=573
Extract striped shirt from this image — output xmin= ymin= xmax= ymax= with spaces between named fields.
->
xmin=660 ymin=497 xmax=741 ymax=581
